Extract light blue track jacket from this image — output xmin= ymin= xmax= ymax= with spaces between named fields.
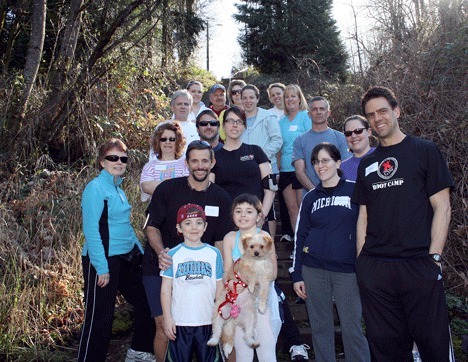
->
xmin=81 ymin=169 xmax=143 ymax=275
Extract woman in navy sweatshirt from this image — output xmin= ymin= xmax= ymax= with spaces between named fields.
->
xmin=78 ymin=138 xmax=154 ymax=362
xmin=290 ymin=143 xmax=370 ymax=362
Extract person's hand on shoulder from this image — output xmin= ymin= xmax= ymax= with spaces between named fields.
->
xmin=158 ymin=248 xmax=172 ymax=270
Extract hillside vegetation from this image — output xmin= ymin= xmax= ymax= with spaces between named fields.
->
xmin=0 ymin=0 xmax=466 ymax=359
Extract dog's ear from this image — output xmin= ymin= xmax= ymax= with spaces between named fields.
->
xmin=242 ymin=234 xmax=252 ymax=250
xmin=262 ymin=234 xmax=273 ymax=250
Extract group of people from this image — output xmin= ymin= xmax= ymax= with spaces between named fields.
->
xmin=77 ymin=82 xmax=455 ymax=362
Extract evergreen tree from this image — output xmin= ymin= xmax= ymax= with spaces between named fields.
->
xmin=235 ymin=0 xmax=348 ymax=78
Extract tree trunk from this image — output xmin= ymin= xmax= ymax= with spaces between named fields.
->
xmin=49 ymin=0 xmax=85 ymax=93
xmin=19 ymin=0 xmax=47 ymax=116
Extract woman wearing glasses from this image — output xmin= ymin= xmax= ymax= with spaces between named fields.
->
xmin=78 ymin=138 xmax=154 ymax=362
xmin=290 ymin=143 xmax=370 ymax=362
xmin=341 ymin=115 xmax=376 ymax=181
xmin=210 ymin=106 xmax=280 ymax=361
xmin=140 ymin=122 xmax=188 ymax=202
xmin=210 ymin=106 xmax=276 ymax=224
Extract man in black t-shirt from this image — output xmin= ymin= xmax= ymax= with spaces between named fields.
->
xmin=142 ymin=140 xmax=233 ymax=361
xmin=352 ymin=86 xmax=454 ymax=361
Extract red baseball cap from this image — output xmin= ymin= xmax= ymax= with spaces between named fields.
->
xmin=176 ymin=204 xmax=206 ymax=224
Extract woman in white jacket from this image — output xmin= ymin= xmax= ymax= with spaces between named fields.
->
xmin=240 ymin=84 xmax=283 ymax=236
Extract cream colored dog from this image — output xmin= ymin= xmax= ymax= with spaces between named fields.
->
xmin=207 ymin=233 xmax=275 ymax=357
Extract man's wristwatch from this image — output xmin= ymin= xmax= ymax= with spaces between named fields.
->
xmin=429 ymin=253 xmax=442 ymax=262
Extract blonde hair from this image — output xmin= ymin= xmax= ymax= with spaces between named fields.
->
xmin=284 ymin=84 xmax=308 ymax=115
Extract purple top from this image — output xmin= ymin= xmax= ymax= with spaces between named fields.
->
xmin=341 ymin=147 xmax=376 ymax=181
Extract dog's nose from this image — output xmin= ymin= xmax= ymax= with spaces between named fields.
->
xmin=254 ymin=251 xmax=259 ymax=256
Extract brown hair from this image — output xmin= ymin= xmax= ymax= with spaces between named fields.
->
xmin=224 ymin=106 xmax=247 ymax=126
xmin=311 ymin=142 xmax=343 ymax=177
xmin=152 ymin=121 xmax=186 ymax=160
xmin=97 ymin=138 xmax=127 ymax=170
xmin=361 ymin=86 xmax=398 ymax=115
xmin=227 ymin=79 xmax=247 ymax=104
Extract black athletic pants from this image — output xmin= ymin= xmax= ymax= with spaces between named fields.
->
xmin=355 ymin=255 xmax=454 ymax=362
xmin=77 ymin=255 xmax=155 ymax=362
xmin=279 ymin=299 xmax=304 ymax=353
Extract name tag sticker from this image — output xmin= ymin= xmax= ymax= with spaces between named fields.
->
xmin=365 ymin=162 xmax=379 ymax=177
xmin=205 ymin=205 xmax=219 ymax=217
xmin=289 ymin=125 xmax=298 ymax=132
xmin=153 ymin=165 xmax=167 ymax=170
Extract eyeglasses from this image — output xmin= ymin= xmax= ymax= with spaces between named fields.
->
xmin=224 ymin=118 xmax=244 ymax=126
xmin=231 ymin=89 xmax=242 ymax=95
xmin=198 ymin=120 xmax=220 ymax=127
xmin=312 ymin=158 xmax=332 ymax=166
xmin=344 ymin=128 xmax=367 ymax=137
xmin=160 ymin=137 xmax=176 ymax=142
xmin=104 ymin=155 xmax=128 ymax=163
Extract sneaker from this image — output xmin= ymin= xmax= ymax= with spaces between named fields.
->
xmin=281 ymin=234 xmax=293 ymax=242
xmin=289 ymin=344 xmax=310 ymax=360
xmin=125 ymin=348 xmax=156 ymax=362
xmin=413 ymin=350 xmax=422 ymax=362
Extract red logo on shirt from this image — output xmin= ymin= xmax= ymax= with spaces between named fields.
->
xmin=377 ymin=157 xmax=398 ymax=179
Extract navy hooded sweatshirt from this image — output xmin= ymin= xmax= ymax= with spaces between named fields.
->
xmin=290 ymin=178 xmax=358 ymax=283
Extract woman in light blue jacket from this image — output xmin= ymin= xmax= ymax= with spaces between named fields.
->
xmin=240 ymin=84 xmax=283 ymax=236
xmin=78 ymin=138 xmax=154 ymax=362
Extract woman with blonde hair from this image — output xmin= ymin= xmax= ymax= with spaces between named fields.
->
xmin=186 ymin=80 xmax=208 ymax=121
xmin=278 ymin=84 xmax=311 ymax=233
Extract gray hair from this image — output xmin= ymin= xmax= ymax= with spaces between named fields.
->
xmin=309 ymin=96 xmax=330 ymax=110
xmin=171 ymin=89 xmax=193 ymax=106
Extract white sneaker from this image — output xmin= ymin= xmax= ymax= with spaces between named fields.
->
xmin=281 ymin=234 xmax=293 ymax=242
xmin=125 ymin=348 xmax=156 ymax=362
xmin=289 ymin=344 xmax=310 ymax=361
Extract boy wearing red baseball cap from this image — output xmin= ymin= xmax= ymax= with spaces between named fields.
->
xmin=160 ymin=204 xmax=224 ymax=361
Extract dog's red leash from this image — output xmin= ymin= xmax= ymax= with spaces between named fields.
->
xmin=218 ymin=260 xmax=247 ymax=320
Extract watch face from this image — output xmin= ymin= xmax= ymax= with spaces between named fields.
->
xmin=431 ymin=254 xmax=442 ymax=262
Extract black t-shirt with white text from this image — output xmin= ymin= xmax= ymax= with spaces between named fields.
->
xmin=352 ymin=135 xmax=453 ymax=258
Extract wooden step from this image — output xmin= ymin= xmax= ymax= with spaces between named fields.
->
xmin=274 ymin=240 xmax=295 ymax=252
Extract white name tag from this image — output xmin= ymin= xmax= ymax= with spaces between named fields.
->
xmin=365 ymin=162 xmax=379 ymax=176
xmin=153 ymin=164 xmax=167 ymax=170
xmin=289 ymin=125 xmax=298 ymax=132
xmin=205 ymin=205 xmax=219 ymax=217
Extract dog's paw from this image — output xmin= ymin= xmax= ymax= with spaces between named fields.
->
xmin=258 ymin=301 xmax=267 ymax=314
xmin=207 ymin=337 xmax=219 ymax=346
xmin=223 ymin=343 xmax=233 ymax=357
xmin=244 ymin=335 xmax=259 ymax=348
xmin=249 ymin=341 xmax=260 ymax=348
